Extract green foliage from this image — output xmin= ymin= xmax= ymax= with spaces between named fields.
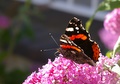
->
xmin=0 ymin=0 xmax=42 ymax=84
xmin=0 ymin=63 xmax=29 ymax=84
xmin=0 ymin=51 xmax=7 ymax=62
xmin=85 ymin=13 xmax=96 ymax=31
xmin=97 ymin=0 xmax=120 ymax=11
xmin=0 ymin=29 xmax=11 ymax=46
xmin=86 ymin=0 xmax=120 ymax=31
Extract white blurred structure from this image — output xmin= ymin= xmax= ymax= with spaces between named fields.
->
xmin=19 ymin=0 xmax=106 ymax=21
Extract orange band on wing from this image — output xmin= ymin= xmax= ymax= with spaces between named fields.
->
xmin=60 ymin=45 xmax=81 ymax=52
xmin=92 ymin=43 xmax=100 ymax=61
xmin=69 ymin=34 xmax=87 ymax=40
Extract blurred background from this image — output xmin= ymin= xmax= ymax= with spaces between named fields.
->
xmin=0 ymin=0 xmax=108 ymax=84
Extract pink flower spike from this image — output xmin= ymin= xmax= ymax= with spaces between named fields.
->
xmin=98 ymin=28 xmax=119 ymax=50
xmin=104 ymin=8 xmax=120 ymax=35
xmin=23 ymin=54 xmax=120 ymax=84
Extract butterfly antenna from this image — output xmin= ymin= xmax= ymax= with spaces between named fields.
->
xmin=49 ymin=33 xmax=59 ymax=47
xmin=40 ymin=48 xmax=58 ymax=52
xmin=40 ymin=33 xmax=59 ymax=52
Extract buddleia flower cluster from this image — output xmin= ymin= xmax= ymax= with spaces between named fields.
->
xmin=23 ymin=54 xmax=120 ymax=84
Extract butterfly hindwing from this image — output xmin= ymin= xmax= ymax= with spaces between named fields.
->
xmin=59 ymin=34 xmax=95 ymax=66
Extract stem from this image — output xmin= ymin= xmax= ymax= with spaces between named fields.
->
xmin=7 ymin=26 xmax=20 ymax=56
xmin=113 ymin=36 xmax=120 ymax=57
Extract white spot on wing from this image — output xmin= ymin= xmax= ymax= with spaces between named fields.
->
xmin=75 ymin=27 xmax=79 ymax=30
xmin=66 ymin=27 xmax=74 ymax=32
xmin=77 ymin=31 xmax=79 ymax=33
xmin=60 ymin=39 xmax=67 ymax=43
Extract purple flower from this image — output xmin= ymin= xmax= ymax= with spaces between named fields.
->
xmin=0 ymin=15 xmax=10 ymax=28
xmin=99 ymin=28 xmax=119 ymax=50
xmin=104 ymin=8 xmax=120 ymax=35
xmin=23 ymin=54 xmax=120 ymax=84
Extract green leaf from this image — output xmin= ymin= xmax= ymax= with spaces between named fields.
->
xmin=85 ymin=12 xmax=96 ymax=31
xmin=97 ymin=0 xmax=120 ymax=11
xmin=85 ymin=7 xmax=99 ymax=31
xmin=106 ymin=50 xmax=113 ymax=58
xmin=85 ymin=19 xmax=92 ymax=31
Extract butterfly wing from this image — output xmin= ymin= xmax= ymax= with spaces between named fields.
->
xmin=58 ymin=34 xmax=95 ymax=66
xmin=65 ymin=17 xmax=100 ymax=62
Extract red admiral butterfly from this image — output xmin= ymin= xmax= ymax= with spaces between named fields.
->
xmin=58 ymin=17 xmax=100 ymax=66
